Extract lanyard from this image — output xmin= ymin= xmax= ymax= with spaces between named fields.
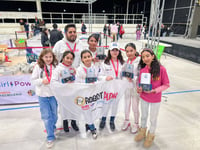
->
xmin=83 ymin=67 xmax=87 ymax=74
xmin=62 ymin=62 xmax=70 ymax=67
xmin=44 ymin=64 xmax=52 ymax=83
xmin=111 ymin=59 xmax=119 ymax=78
xmin=127 ymin=57 xmax=136 ymax=64
xmin=66 ymin=42 xmax=76 ymax=53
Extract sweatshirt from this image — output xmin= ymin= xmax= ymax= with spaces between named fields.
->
xmin=31 ymin=64 xmax=55 ymax=97
xmin=53 ymin=38 xmax=83 ymax=68
xmin=139 ymin=65 xmax=170 ymax=103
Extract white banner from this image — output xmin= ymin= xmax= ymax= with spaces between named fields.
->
xmin=0 ymin=75 xmax=38 ymax=105
xmin=51 ymin=80 xmax=128 ymax=123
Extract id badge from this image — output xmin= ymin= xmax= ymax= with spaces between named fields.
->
xmin=86 ymin=68 xmax=96 ymax=78
xmin=61 ymin=69 xmax=71 ymax=83
xmin=122 ymin=64 xmax=134 ymax=78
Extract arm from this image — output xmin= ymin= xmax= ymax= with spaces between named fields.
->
xmin=154 ymin=66 xmax=170 ymax=93
xmin=31 ymin=65 xmax=43 ymax=86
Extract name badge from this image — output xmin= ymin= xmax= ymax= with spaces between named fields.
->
xmin=86 ymin=67 xmax=97 ymax=83
xmin=140 ymin=73 xmax=152 ymax=91
xmin=122 ymin=64 xmax=134 ymax=78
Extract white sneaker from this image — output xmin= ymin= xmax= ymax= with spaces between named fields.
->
xmin=91 ymin=130 xmax=98 ymax=139
xmin=121 ymin=120 xmax=130 ymax=131
xmin=46 ymin=140 xmax=54 ymax=149
xmin=131 ymin=124 xmax=139 ymax=134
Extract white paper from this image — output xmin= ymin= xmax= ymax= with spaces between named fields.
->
xmin=140 ymin=73 xmax=151 ymax=84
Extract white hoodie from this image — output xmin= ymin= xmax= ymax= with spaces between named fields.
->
xmin=102 ymin=60 xmax=124 ymax=79
xmin=76 ymin=62 xmax=105 ymax=83
xmin=122 ymin=56 xmax=140 ymax=88
xmin=31 ymin=64 xmax=55 ymax=97
xmin=51 ymin=63 xmax=75 ymax=84
xmin=53 ymin=38 xmax=83 ymax=68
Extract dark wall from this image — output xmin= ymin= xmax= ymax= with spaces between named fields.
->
xmin=162 ymin=41 xmax=200 ymax=64
xmin=162 ymin=0 xmax=195 ymax=35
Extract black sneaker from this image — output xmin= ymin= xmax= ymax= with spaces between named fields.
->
xmin=110 ymin=121 xmax=115 ymax=131
xmin=71 ymin=120 xmax=79 ymax=131
xmin=85 ymin=124 xmax=90 ymax=132
xmin=91 ymin=129 xmax=98 ymax=139
xmin=99 ymin=120 xmax=106 ymax=130
xmin=63 ymin=120 xmax=69 ymax=132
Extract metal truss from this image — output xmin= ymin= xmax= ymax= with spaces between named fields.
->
xmin=147 ymin=0 xmax=165 ymax=55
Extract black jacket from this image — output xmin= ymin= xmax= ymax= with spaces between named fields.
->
xmin=50 ymin=29 xmax=64 ymax=46
xmin=41 ymin=33 xmax=49 ymax=47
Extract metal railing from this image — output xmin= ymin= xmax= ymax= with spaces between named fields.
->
xmin=0 ymin=11 xmax=147 ymax=25
xmin=42 ymin=12 xmax=146 ymax=25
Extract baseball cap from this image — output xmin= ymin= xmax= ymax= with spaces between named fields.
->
xmin=110 ymin=42 xmax=120 ymax=50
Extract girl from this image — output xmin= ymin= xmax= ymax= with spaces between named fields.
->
xmin=76 ymin=50 xmax=103 ymax=139
xmin=87 ymin=34 xmax=99 ymax=62
xmin=51 ymin=51 xmax=79 ymax=133
xmin=121 ymin=43 xmax=140 ymax=133
xmin=135 ymin=48 xmax=170 ymax=148
xmin=31 ymin=49 xmax=58 ymax=148
xmin=99 ymin=42 xmax=124 ymax=131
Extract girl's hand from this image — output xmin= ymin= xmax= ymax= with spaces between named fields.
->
xmin=127 ymin=77 xmax=132 ymax=82
xmin=42 ymin=79 xmax=49 ymax=85
xmin=70 ymin=68 xmax=76 ymax=75
xmin=144 ymin=89 xmax=156 ymax=94
xmin=106 ymin=76 xmax=113 ymax=81
xmin=137 ymin=87 xmax=142 ymax=94
xmin=93 ymin=57 xmax=100 ymax=63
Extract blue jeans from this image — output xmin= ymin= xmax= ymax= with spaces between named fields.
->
xmin=38 ymin=96 xmax=58 ymax=141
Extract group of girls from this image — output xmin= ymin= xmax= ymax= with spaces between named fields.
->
xmin=31 ymin=33 xmax=169 ymax=148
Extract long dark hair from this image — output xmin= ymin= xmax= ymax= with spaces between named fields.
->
xmin=38 ymin=48 xmax=58 ymax=68
xmin=60 ymin=51 xmax=75 ymax=63
xmin=87 ymin=33 xmax=99 ymax=43
xmin=104 ymin=50 xmax=124 ymax=65
xmin=138 ymin=48 xmax=160 ymax=80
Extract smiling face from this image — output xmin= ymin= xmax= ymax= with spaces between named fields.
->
xmin=141 ymin=51 xmax=155 ymax=67
xmin=42 ymin=52 xmax=53 ymax=65
xmin=88 ymin=37 xmax=98 ymax=51
xmin=125 ymin=46 xmax=136 ymax=60
xmin=110 ymin=49 xmax=119 ymax=60
xmin=66 ymin=27 xmax=77 ymax=42
xmin=62 ymin=53 xmax=74 ymax=66
xmin=81 ymin=52 xmax=92 ymax=67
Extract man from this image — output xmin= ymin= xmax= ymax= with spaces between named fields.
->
xmin=24 ymin=22 xmax=29 ymax=39
xmin=50 ymin=23 xmax=63 ymax=46
xmin=53 ymin=24 xmax=83 ymax=132
xmin=53 ymin=24 xmax=83 ymax=68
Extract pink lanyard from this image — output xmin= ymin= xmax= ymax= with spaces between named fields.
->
xmin=83 ymin=67 xmax=87 ymax=74
xmin=44 ymin=64 xmax=52 ymax=82
xmin=127 ymin=57 xmax=136 ymax=64
xmin=66 ymin=42 xmax=76 ymax=53
xmin=62 ymin=62 xmax=70 ymax=67
xmin=111 ymin=59 xmax=119 ymax=78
